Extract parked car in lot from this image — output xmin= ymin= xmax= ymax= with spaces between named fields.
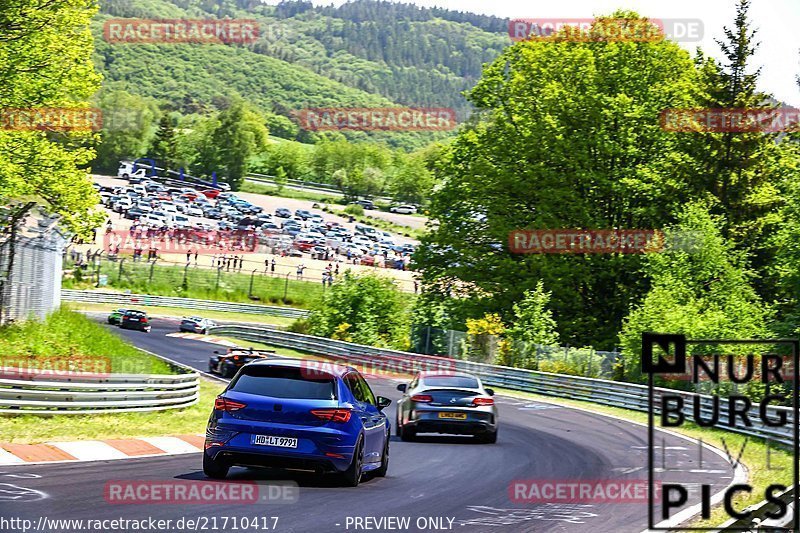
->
xmin=275 ymin=208 xmax=292 ymax=218
xmin=295 ymin=209 xmax=312 ymax=220
xmin=125 ymin=207 xmax=147 ymax=221
xmin=293 ymin=236 xmax=317 ymax=252
xmin=113 ymin=197 xmax=133 ymax=213
xmin=355 ymin=199 xmax=375 ymax=210
xmin=390 ymin=204 xmax=418 ymax=214
xmin=186 ymin=205 xmax=204 ymax=217
xmin=395 ymin=371 xmax=497 ymax=443
xmin=107 ymin=308 xmax=128 ymax=325
xmin=354 ymin=224 xmax=380 ymax=241
xmin=208 ymin=348 xmax=275 ymax=378
xmin=180 ymin=316 xmax=217 ymax=334
xmin=119 ymin=310 xmax=151 ymax=332
xmin=205 ymin=208 xmax=223 ymax=219
xmin=203 ymin=359 xmax=391 ymax=485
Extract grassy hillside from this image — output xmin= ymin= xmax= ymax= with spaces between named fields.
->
xmin=91 ymin=0 xmax=510 ymax=147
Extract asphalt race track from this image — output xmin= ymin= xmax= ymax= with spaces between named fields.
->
xmin=0 ymin=318 xmax=736 ymax=533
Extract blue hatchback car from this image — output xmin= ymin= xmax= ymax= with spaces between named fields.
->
xmin=203 ymin=359 xmax=391 ymax=486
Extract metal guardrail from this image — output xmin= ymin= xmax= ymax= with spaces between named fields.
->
xmin=0 ymin=371 xmax=199 ymax=415
xmin=62 ymin=290 xmax=310 ymax=319
xmin=209 ymin=325 xmax=797 ymax=531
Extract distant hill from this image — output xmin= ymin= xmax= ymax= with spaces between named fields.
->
xmin=93 ymin=0 xmax=511 ymax=148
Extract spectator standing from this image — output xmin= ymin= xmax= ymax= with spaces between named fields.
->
xmin=271 ymin=258 xmax=276 ymax=274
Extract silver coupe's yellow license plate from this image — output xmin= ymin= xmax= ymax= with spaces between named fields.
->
xmin=438 ymin=412 xmax=467 ymax=420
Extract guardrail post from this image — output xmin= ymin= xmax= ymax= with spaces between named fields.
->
xmin=249 ymin=269 xmax=257 ymax=298
xmin=183 ymin=263 xmax=190 ymax=288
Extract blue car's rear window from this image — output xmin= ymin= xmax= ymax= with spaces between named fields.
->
xmin=230 ymin=366 xmax=337 ymax=400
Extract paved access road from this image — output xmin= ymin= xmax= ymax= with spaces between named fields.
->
xmin=1 ymin=320 xmax=736 ymax=533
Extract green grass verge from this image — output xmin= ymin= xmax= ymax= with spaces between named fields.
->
xmin=241 ymin=181 xmax=344 ymax=204
xmin=63 ymin=261 xmax=325 ymax=309
xmin=0 ymin=379 xmax=225 ymax=444
xmin=0 ymin=307 xmax=174 ymax=375
xmin=65 ymin=302 xmax=296 ymax=328
xmin=328 ymin=207 xmax=426 ymax=239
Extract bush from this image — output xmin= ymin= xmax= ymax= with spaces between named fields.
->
xmin=308 ymin=271 xmax=409 ymax=348
xmin=287 ymin=318 xmax=311 ymax=334
xmin=344 ymin=204 xmax=364 ymax=216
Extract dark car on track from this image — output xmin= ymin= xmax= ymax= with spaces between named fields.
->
xmin=107 ymin=308 xmax=128 ymax=325
xmin=395 ymin=371 xmax=497 ymax=443
xmin=119 ymin=310 xmax=151 ymax=332
xmin=203 ymin=359 xmax=391 ymax=486
xmin=208 ymin=348 xmax=275 ymax=378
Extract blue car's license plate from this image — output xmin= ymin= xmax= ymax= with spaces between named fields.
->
xmin=251 ymin=435 xmax=298 ymax=448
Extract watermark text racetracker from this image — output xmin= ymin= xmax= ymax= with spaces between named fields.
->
xmin=643 ymin=333 xmax=799 ymax=530
xmin=509 ymin=229 xmax=703 ymax=254
xmin=103 ymin=19 xmax=259 ymax=44
xmin=104 ymin=480 xmax=298 ymax=505
xmin=294 ymin=107 xmax=457 ymax=132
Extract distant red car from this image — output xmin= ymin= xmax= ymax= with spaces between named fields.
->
xmin=293 ymin=238 xmax=316 ymax=252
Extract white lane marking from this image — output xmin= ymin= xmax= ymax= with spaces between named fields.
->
xmin=0 ymin=483 xmax=47 ymax=501
xmin=47 ymin=441 xmax=128 ymax=461
xmin=140 ymin=437 xmax=201 ymax=454
xmin=612 ymin=466 xmax=643 ymax=474
xmin=460 ymin=505 xmax=598 ymax=526
xmin=632 ymin=445 xmax=688 ymax=450
xmin=166 ymin=333 xmax=238 ymax=347
xmin=518 ymin=403 xmax=562 ymax=410
xmin=0 ymin=448 xmax=25 ymax=465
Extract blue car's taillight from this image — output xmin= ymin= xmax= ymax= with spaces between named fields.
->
xmin=214 ymin=397 xmax=246 ymax=412
xmin=310 ymin=408 xmax=352 ymax=423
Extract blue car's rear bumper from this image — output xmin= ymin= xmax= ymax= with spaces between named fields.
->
xmin=205 ymin=423 xmax=357 ymax=472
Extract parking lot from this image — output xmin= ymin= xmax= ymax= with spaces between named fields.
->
xmin=81 ymin=174 xmax=419 ymax=291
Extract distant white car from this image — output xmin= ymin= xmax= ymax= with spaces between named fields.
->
xmin=142 ymin=213 xmax=165 ymax=227
xmin=186 ymin=205 xmax=204 ymax=217
xmin=173 ymin=214 xmax=191 ymax=229
xmin=117 ymin=162 xmax=148 ymax=180
xmin=390 ymin=204 xmax=418 ymax=214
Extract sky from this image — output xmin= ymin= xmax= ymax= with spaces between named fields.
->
xmin=267 ymin=0 xmax=800 ymax=106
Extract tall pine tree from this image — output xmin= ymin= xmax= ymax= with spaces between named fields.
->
xmin=150 ymin=114 xmax=178 ymax=171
